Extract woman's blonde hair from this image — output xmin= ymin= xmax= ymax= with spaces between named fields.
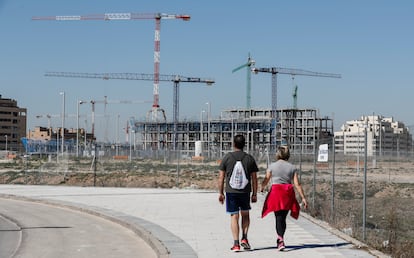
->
xmin=276 ymin=146 xmax=290 ymax=160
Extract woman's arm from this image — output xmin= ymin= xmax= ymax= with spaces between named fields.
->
xmin=293 ymin=172 xmax=308 ymax=209
xmin=260 ymin=169 xmax=272 ymax=192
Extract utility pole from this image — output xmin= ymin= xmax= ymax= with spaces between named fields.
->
xmin=363 ymin=117 xmax=368 ymax=240
xmin=60 ymin=92 xmax=65 ymax=155
xmin=77 ymin=100 xmax=87 ymax=157
xmin=4 ymin=135 xmax=8 ymax=158
xmin=206 ymin=102 xmax=211 ymax=159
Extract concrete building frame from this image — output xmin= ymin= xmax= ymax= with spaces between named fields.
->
xmin=132 ymin=108 xmax=334 ymax=160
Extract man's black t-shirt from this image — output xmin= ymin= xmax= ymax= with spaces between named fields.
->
xmin=219 ymin=150 xmax=259 ymax=193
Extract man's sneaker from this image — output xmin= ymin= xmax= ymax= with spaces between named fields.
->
xmin=230 ymin=244 xmax=241 ymax=252
xmin=240 ymin=238 xmax=251 ymax=250
xmin=277 ymin=239 xmax=285 ymax=251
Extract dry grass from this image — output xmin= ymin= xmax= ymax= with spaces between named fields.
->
xmin=1 ymin=157 xmax=413 ymax=257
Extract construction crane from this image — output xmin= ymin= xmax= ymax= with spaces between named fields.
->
xmin=252 ymin=67 xmax=341 ymax=117
xmin=86 ymin=96 xmax=151 ymax=142
xmin=45 ymin=71 xmax=215 ymax=149
xmin=232 ymin=53 xmax=255 ymax=109
xmin=251 ymin=66 xmax=341 ymax=149
xmin=33 ymin=12 xmax=191 ymax=122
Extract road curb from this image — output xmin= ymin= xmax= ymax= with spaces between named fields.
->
xmin=0 ymin=211 xmax=22 ymax=258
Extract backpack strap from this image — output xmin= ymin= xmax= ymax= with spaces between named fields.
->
xmin=229 ymin=152 xmax=247 ymax=174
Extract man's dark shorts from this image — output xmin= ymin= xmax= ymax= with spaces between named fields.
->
xmin=225 ymin=192 xmax=251 ymax=214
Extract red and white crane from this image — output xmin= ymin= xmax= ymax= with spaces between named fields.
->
xmin=33 ymin=12 xmax=190 ymax=122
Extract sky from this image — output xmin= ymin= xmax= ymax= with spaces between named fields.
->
xmin=1 ymin=0 xmax=413 ymax=142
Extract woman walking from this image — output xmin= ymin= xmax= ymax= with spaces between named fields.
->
xmin=261 ymin=146 xmax=308 ymax=251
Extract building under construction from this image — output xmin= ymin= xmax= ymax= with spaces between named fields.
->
xmin=133 ymin=108 xmax=333 ymax=160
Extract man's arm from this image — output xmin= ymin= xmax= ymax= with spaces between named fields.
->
xmin=218 ymin=170 xmax=225 ymax=204
xmin=251 ymin=171 xmax=258 ymax=203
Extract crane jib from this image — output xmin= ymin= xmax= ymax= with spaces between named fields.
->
xmin=56 ymin=16 xmax=81 ymax=21
xmin=104 ymin=13 xmax=132 ymax=20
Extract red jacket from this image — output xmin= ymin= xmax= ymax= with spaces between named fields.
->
xmin=261 ymin=184 xmax=300 ymax=219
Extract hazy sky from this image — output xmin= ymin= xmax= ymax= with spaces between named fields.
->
xmin=1 ymin=1 xmax=413 ymax=142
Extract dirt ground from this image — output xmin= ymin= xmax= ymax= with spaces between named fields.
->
xmin=0 ymin=158 xmax=413 ymax=257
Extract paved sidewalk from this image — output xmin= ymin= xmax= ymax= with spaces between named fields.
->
xmin=0 ymin=185 xmax=387 ymax=258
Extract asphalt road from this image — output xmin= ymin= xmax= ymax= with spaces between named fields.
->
xmin=0 ymin=211 xmax=20 ymax=258
xmin=0 ymin=198 xmax=157 ymax=258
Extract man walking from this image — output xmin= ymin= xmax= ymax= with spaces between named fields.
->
xmin=218 ymin=134 xmax=258 ymax=252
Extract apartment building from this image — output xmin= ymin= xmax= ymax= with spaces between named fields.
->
xmin=0 ymin=95 xmax=27 ymax=153
xmin=334 ymin=115 xmax=412 ymax=157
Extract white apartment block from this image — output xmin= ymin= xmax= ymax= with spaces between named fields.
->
xmin=334 ymin=115 xmax=412 ymax=157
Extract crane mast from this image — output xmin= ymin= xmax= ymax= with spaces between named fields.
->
xmin=232 ymin=53 xmax=255 ymax=109
xmin=33 ymin=12 xmax=190 ymax=122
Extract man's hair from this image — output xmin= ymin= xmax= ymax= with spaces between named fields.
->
xmin=233 ymin=134 xmax=245 ymax=150
xmin=276 ymin=146 xmax=290 ymax=160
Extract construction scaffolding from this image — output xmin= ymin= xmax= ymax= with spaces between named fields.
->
xmin=132 ymin=108 xmax=333 ymax=160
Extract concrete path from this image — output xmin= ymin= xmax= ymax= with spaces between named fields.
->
xmin=0 ymin=185 xmax=388 ymax=258
xmin=0 ymin=197 xmax=157 ymax=258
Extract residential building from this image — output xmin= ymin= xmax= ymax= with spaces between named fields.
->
xmin=334 ymin=115 xmax=412 ymax=157
xmin=0 ymin=95 xmax=27 ymax=153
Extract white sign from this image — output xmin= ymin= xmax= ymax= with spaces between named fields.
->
xmin=317 ymin=144 xmax=329 ymax=162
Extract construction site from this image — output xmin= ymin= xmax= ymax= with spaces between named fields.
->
xmin=22 ymin=106 xmax=334 ymax=161
xmin=2 ymin=8 xmax=412 ymax=258
xmin=23 ymin=65 xmax=338 ymax=161
xmin=129 ymin=63 xmax=339 ymax=160
xmin=131 ymin=108 xmax=333 ymax=161
xmin=17 ymin=12 xmax=342 ymax=161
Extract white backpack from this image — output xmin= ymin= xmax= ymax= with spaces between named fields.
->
xmin=229 ymin=153 xmax=249 ymax=189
